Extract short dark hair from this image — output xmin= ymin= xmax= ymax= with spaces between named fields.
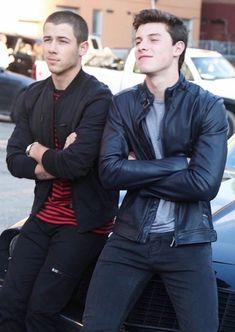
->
xmin=44 ymin=11 xmax=88 ymax=45
xmin=133 ymin=9 xmax=188 ymax=70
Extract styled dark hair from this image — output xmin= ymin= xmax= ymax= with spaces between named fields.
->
xmin=133 ymin=9 xmax=188 ymax=70
xmin=44 ymin=11 xmax=88 ymax=44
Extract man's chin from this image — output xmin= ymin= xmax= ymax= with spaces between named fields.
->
xmin=48 ymin=68 xmax=62 ymax=75
xmin=138 ymin=68 xmax=150 ymax=75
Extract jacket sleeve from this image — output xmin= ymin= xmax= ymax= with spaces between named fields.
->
xmin=99 ymin=99 xmax=189 ymax=190
xmin=41 ymin=97 xmax=111 ymax=180
xmin=140 ymin=98 xmax=228 ymax=202
xmin=6 ymin=90 xmax=38 ymax=180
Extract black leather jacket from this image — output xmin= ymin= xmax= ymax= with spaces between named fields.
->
xmin=99 ymin=74 xmax=228 ymax=245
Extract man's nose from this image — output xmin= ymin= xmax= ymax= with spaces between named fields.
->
xmin=48 ymin=41 xmax=57 ymax=53
xmin=137 ymin=40 xmax=149 ymax=50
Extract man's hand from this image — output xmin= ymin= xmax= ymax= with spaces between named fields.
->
xmin=29 ymin=142 xmax=48 ymax=164
xmin=128 ymin=151 xmax=136 ymax=160
xmin=35 ymin=163 xmax=55 ymax=180
xmin=29 ymin=132 xmax=77 ymax=179
xmin=64 ymin=132 xmax=77 ymax=149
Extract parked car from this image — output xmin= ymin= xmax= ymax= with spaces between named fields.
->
xmin=223 ymin=134 xmax=235 ymax=180
xmin=182 ymin=48 xmax=235 ymax=138
xmin=0 ymin=67 xmax=34 ymax=121
xmin=0 ymin=175 xmax=235 ymax=331
xmin=3 ymin=33 xmax=40 ymax=77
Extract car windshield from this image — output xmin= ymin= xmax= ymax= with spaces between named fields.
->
xmin=191 ymin=56 xmax=235 ymax=80
xmin=226 ymin=144 xmax=235 ymax=169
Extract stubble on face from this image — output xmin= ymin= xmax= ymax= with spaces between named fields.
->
xmin=43 ymin=23 xmax=81 ymax=77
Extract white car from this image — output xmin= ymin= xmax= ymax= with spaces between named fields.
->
xmin=183 ymin=48 xmax=235 ymax=137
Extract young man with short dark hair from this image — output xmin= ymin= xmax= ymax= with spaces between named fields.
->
xmin=0 ymin=11 xmax=117 ymax=332
xmin=81 ymin=9 xmax=228 ymax=332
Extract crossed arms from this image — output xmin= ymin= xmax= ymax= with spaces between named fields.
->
xmin=28 ymin=132 xmax=77 ymax=180
xmin=6 ymin=98 xmax=110 ymax=182
xmin=99 ymin=98 xmax=228 ymax=202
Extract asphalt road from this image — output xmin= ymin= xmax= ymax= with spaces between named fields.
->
xmin=0 ymin=121 xmax=34 ymax=233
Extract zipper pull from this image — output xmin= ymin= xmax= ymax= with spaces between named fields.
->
xmin=170 ymin=236 xmax=175 ymax=247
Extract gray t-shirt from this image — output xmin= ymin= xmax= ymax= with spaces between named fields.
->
xmin=146 ymin=100 xmax=175 ymax=233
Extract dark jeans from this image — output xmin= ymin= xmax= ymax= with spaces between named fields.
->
xmin=0 ymin=216 xmax=107 ymax=332
xmin=82 ymin=232 xmax=218 ymax=332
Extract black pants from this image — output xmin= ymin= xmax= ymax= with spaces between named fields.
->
xmin=82 ymin=232 xmax=219 ymax=332
xmin=0 ymin=216 xmax=107 ymax=332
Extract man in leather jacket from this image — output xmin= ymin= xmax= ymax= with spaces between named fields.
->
xmin=0 ymin=11 xmax=118 ymax=332
xmin=81 ymin=9 xmax=228 ymax=332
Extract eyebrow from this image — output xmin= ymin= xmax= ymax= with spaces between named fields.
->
xmin=135 ymin=33 xmax=162 ymax=41
xmin=43 ymin=35 xmax=70 ymax=39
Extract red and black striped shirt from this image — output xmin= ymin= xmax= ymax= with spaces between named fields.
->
xmin=36 ymin=90 xmax=113 ymax=233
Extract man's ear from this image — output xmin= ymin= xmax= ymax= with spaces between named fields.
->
xmin=173 ymin=41 xmax=185 ymax=57
xmin=79 ymin=41 xmax=89 ymax=56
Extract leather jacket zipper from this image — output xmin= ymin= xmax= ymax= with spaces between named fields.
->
xmin=170 ymin=236 xmax=175 ymax=247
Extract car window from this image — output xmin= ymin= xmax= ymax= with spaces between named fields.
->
xmin=18 ymin=40 xmax=33 ymax=56
xmin=181 ymin=62 xmax=194 ymax=81
xmin=133 ymin=62 xmax=141 ymax=74
xmin=226 ymin=144 xmax=235 ymax=169
xmin=191 ymin=56 xmax=235 ymax=80
xmin=15 ymin=37 xmax=34 ymax=55
xmin=89 ymin=38 xmax=99 ymax=50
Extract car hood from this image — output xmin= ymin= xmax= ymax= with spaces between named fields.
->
xmin=212 ymin=218 xmax=235 ymax=265
xmin=198 ymin=77 xmax=235 ymax=100
xmin=212 ymin=178 xmax=235 ymax=213
xmin=2 ymin=68 xmax=35 ymax=84
xmin=212 ymin=179 xmax=235 ymax=265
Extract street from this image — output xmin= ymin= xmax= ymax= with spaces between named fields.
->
xmin=0 ymin=121 xmax=34 ymax=233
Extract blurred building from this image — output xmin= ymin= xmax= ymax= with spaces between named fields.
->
xmin=201 ymin=0 xmax=235 ymax=42
xmin=0 ymin=0 xmax=202 ymax=48
xmin=199 ymin=0 xmax=235 ymax=62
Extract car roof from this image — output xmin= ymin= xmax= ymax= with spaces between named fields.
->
xmin=186 ymin=47 xmax=222 ymax=58
xmin=2 ymin=32 xmax=40 ymax=40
